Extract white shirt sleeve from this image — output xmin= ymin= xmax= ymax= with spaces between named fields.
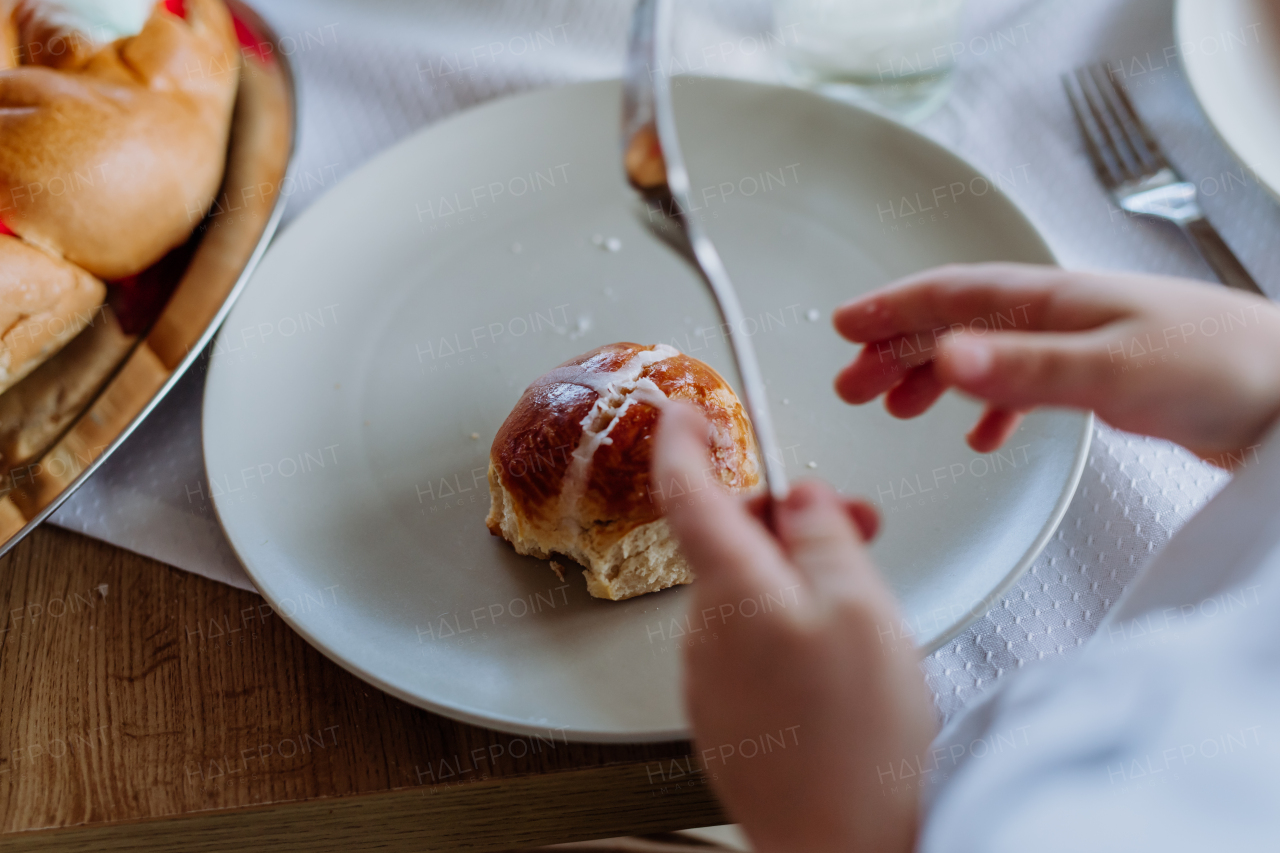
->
xmin=919 ymin=423 xmax=1280 ymax=853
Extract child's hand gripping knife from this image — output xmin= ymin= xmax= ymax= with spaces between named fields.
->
xmin=653 ymin=404 xmax=937 ymax=853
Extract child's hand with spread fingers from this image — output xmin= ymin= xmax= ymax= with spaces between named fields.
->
xmin=833 ymin=263 xmax=1280 ymax=463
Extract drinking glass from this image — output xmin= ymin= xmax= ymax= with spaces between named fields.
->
xmin=776 ymin=0 xmax=966 ymax=122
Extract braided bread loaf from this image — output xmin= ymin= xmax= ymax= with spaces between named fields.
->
xmin=0 ymin=0 xmax=239 ymax=395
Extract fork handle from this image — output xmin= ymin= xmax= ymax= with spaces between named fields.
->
xmin=1182 ymin=218 xmax=1267 ymax=297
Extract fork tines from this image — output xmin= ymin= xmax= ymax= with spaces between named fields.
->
xmin=1063 ymin=64 xmax=1173 ymax=190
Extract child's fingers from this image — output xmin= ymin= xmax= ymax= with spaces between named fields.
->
xmin=836 ymin=345 xmax=1031 ymax=446
xmin=844 ymin=498 xmax=880 ymax=542
xmin=834 ymin=336 xmax=938 ymax=404
xmin=746 ymin=493 xmax=880 ymax=542
xmin=936 ymin=330 xmax=1116 ymax=411
xmin=966 ymin=407 xmax=1025 ymax=453
xmin=884 ymin=362 xmax=948 ymax=419
xmin=833 ymin=263 xmax=1128 ymax=344
xmin=772 ymin=480 xmax=881 ymax=601
xmin=833 ymin=354 xmax=907 ymax=406
xmin=654 ymin=403 xmax=798 ymax=599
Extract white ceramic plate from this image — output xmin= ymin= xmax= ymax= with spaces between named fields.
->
xmin=204 ymin=78 xmax=1090 ymax=742
xmin=1178 ymin=0 xmax=1280 ymax=202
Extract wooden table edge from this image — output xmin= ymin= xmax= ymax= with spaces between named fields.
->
xmin=0 ymin=760 xmax=726 ymax=852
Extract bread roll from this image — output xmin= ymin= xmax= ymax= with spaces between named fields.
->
xmin=486 ymin=343 xmax=760 ymax=600
xmin=0 ymin=0 xmax=240 ymax=280
xmin=0 ymin=233 xmax=105 ymax=395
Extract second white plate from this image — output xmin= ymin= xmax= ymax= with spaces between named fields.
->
xmin=1178 ymin=0 xmax=1280 ymax=202
xmin=204 ymin=78 xmax=1090 ymax=742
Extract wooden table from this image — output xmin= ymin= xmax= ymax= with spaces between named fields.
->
xmin=0 ymin=526 xmax=724 ymax=851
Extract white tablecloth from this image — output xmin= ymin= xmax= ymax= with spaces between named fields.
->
xmin=49 ymin=0 xmax=1280 ymax=720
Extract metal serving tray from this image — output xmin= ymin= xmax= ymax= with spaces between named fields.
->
xmin=0 ymin=0 xmax=297 ymax=557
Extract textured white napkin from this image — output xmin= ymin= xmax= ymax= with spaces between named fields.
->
xmin=49 ymin=0 xmax=1280 ymax=719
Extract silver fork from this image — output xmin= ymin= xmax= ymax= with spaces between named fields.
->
xmin=622 ymin=0 xmax=788 ymax=502
xmin=1064 ymin=64 xmax=1265 ymax=297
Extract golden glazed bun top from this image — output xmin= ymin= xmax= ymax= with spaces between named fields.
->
xmin=489 ymin=343 xmax=760 ymax=539
xmin=0 ymin=0 xmax=240 ymax=280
